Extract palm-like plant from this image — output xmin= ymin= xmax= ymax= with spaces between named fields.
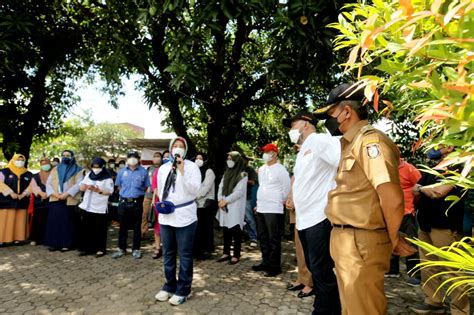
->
xmin=408 ymin=237 xmax=474 ymax=300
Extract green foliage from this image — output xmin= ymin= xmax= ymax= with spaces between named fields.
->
xmin=86 ymin=0 xmax=348 ymax=170
xmin=408 ymin=237 xmax=474 ymax=299
xmin=0 ymin=0 xmax=103 ymax=161
xmin=28 ymin=113 xmax=140 ymax=168
xmin=329 ymin=0 xmax=474 ymax=188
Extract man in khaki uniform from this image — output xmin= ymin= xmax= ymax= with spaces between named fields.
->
xmin=314 ymin=82 xmax=416 ymax=315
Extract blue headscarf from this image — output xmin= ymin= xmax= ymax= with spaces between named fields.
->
xmin=57 ymin=150 xmax=82 ymax=191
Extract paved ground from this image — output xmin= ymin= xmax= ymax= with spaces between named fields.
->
xmin=0 ymin=226 xmax=462 ymax=314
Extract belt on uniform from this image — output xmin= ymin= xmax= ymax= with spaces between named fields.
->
xmin=332 ymin=224 xmax=386 ymax=231
xmin=120 ymin=197 xmax=143 ymax=203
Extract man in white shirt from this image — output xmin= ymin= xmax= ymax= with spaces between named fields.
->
xmin=283 ymin=111 xmax=341 ymax=315
xmin=252 ymin=144 xmax=291 ymax=277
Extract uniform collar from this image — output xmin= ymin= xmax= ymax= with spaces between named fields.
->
xmin=342 ymin=120 xmax=369 ymax=143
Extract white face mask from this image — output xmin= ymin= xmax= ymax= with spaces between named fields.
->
xmin=127 ymin=158 xmax=138 ymax=166
xmin=288 ymin=128 xmax=301 ymax=144
xmin=172 ymin=147 xmax=185 ymax=159
xmin=262 ymin=153 xmax=274 ymax=163
xmin=195 ymin=159 xmax=204 ymax=167
xmin=92 ymin=168 xmax=102 ymax=175
xmin=109 ymin=163 xmax=115 ymax=169
xmin=119 ymin=164 xmax=125 ymax=169
xmin=14 ymin=160 xmax=25 ymax=168
xmin=226 ymin=160 xmax=235 ymax=169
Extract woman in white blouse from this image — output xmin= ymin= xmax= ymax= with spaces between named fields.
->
xmin=154 ymin=137 xmax=201 ymax=306
xmin=193 ymin=152 xmax=216 ymax=260
xmin=216 ymin=151 xmax=248 ymax=264
xmin=77 ymin=158 xmax=114 ymax=257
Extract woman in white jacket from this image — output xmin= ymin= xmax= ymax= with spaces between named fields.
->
xmin=216 ymin=151 xmax=248 ymax=265
xmin=154 ymin=137 xmax=201 ymax=306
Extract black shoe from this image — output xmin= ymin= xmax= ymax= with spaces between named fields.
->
xmin=287 ymin=283 xmax=305 ymax=291
xmin=298 ymin=289 xmax=316 ymax=298
xmin=152 ymin=249 xmax=162 ymax=260
xmin=252 ymin=263 xmax=269 ymax=272
xmin=264 ymin=269 xmax=282 ymax=277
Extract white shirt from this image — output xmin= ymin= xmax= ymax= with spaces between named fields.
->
xmin=157 ymin=160 xmax=201 ymax=227
xmin=78 ymin=175 xmax=114 ymax=214
xmin=196 ymin=168 xmax=216 ymax=208
xmin=256 ymin=162 xmax=291 ymax=214
xmin=216 ymin=175 xmax=248 ymax=229
xmin=293 ymin=132 xmax=340 ymax=230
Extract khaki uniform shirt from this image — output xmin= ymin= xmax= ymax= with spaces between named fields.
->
xmin=325 ymin=120 xmax=400 ymax=229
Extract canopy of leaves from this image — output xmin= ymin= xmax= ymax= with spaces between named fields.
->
xmin=329 ymin=0 xmax=473 ymax=189
xmin=85 ymin=0 xmax=349 ymax=170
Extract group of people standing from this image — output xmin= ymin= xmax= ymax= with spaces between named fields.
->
xmin=0 ymin=81 xmax=471 ymax=314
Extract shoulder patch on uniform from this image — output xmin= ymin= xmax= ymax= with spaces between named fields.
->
xmin=366 ymin=143 xmax=381 ymax=159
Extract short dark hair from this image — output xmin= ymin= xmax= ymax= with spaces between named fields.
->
xmin=153 ymin=152 xmax=162 ymax=157
xmin=340 ymin=100 xmax=368 ymax=120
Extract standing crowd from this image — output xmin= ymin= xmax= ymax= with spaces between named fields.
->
xmin=0 ymin=82 xmax=472 ymax=314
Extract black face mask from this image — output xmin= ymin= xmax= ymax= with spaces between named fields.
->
xmin=324 ymin=110 xmax=345 ymax=136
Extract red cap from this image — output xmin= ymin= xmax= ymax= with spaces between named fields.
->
xmin=260 ymin=143 xmax=279 ymax=154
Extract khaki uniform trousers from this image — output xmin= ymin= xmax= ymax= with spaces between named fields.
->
xmin=141 ymin=197 xmax=153 ymax=236
xmin=418 ymin=229 xmax=470 ymax=315
xmin=330 ymin=227 xmax=392 ymax=315
xmin=290 ymin=208 xmax=313 ymax=287
xmin=295 ymin=227 xmax=313 ymax=287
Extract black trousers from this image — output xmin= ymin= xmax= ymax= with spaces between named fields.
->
xmin=118 ymin=198 xmax=143 ymax=251
xmin=299 ymin=219 xmax=341 ymax=315
xmin=389 ymin=214 xmax=421 ymax=278
xmin=193 ymin=206 xmax=215 ymax=257
xmin=223 ymin=225 xmax=242 ymax=258
xmin=78 ymin=209 xmax=108 ymax=253
xmin=255 ymin=212 xmax=283 ymax=272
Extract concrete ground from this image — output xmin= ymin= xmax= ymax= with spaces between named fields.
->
xmin=0 ymin=226 xmax=462 ymax=314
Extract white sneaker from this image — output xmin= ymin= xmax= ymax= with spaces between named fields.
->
xmin=169 ymin=294 xmax=191 ymax=306
xmin=155 ymin=290 xmax=172 ymax=302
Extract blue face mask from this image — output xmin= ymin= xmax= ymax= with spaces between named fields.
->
xmin=41 ymin=164 xmax=52 ymax=172
xmin=62 ymin=157 xmax=72 ymax=164
xmin=162 ymin=158 xmax=170 ymax=164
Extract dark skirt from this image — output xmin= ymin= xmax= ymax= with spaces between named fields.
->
xmin=78 ymin=209 xmax=108 ymax=254
xmin=44 ymin=202 xmax=75 ymax=249
xmin=29 ymin=204 xmax=49 ymax=244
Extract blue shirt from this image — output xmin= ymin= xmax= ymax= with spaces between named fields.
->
xmin=115 ymin=165 xmax=150 ymax=198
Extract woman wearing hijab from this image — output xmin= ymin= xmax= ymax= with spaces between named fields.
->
xmin=28 ymin=157 xmax=53 ymax=245
xmin=154 ymin=137 xmax=201 ymax=306
xmin=0 ymin=154 xmax=33 ymax=245
xmin=216 ymin=151 xmax=248 ymax=264
xmin=193 ymin=152 xmax=216 ymax=260
xmin=78 ymin=158 xmax=114 ymax=257
xmin=44 ymin=150 xmax=84 ymax=252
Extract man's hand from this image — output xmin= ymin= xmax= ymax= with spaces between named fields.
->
xmin=392 ymin=232 xmax=417 ymax=257
xmin=285 ymin=198 xmax=294 ymax=211
xmin=39 ymin=192 xmax=47 ymax=200
xmin=10 ymin=192 xmax=19 ymax=199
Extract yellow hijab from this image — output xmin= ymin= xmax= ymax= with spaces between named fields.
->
xmin=7 ymin=153 xmax=28 ymax=177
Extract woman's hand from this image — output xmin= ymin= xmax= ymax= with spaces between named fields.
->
xmin=218 ymin=199 xmax=227 ymax=209
xmin=176 ymin=156 xmax=185 ymax=175
xmin=10 ymin=192 xmax=19 ymax=199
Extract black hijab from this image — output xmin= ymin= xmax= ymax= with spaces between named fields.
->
xmin=88 ymin=157 xmax=111 ymax=181
xmin=222 ymin=151 xmax=246 ymax=196
xmin=195 ymin=152 xmax=209 ymax=182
